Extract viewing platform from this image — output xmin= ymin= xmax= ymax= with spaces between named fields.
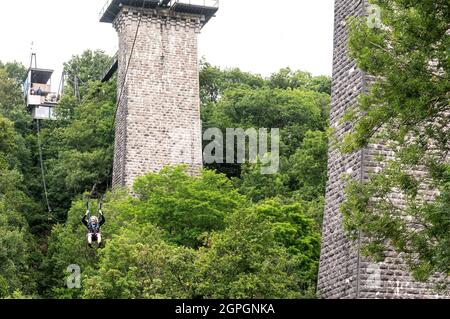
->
xmin=23 ymin=68 xmax=59 ymax=120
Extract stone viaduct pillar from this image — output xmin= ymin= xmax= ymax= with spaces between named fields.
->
xmin=318 ymin=0 xmax=445 ymax=299
xmin=100 ymin=0 xmax=218 ymax=188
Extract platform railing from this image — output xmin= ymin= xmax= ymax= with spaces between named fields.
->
xmin=99 ymin=0 xmax=113 ymax=19
xmin=170 ymin=0 xmax=219 ymax=7
xmin=100 ymin=0 xmax=219 ymax=20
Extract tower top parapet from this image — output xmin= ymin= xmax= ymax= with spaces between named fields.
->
xmin=100 ymin=0 xmax=219 ymax=24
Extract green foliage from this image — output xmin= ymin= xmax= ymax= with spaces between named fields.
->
xmin=207 ymin=88 xmax=328 ymax=156
xmin=0 ymin=115 xmax=15 ymax=154
xmin=196 ymin=209 xmax=301 ymax=299
xmin=41 ymin=199 xmax=101 ymax=298
xmin=344 ymin=0 xmax=449 ymax=151
xmin=44 ymin=166 xmax=321 ymax=299
xmin=236 ymin=159 xmax=289 ymax=202
xmin=201 ymin=64 xmax=330 ymax=210
xmin=132 ymin=166 xmax=248 ymax=248
xmin=0 ymin=61 xmax=27 ymax=84
xmin=0 ymin=53 xmax=117 ymax=298
xmin=63 ymin=50 xmax=113 ymax=99
xmin=40 ymin=50 xmax=116 ymax=219
xmin=0 ymin=115 xmax=37 ymax=297
xmin=269 ymin=68 xmax=331 ymax=94
xmin=341 ymin=0 xmax=450 ymax=286
xmin=83 ymin=222 xmax=197 ymax=299
xmin=288 ymin=130 xmax=328 ymax=201
xmin=200 ymin=62 xmax=330 ymax=179
xmin=0 ymin=62 xmax=56 ymax=233
xmin=198 ymin=64 xmax=331 ymax=296
xmin=341 ymin=162 xmax=450 ymax=283
xmin=253 ymin=199 xmax=321 ymax=295
xmin=199 ymin=60 xmax=267 ymax=105
xmin=0 ymin=65 xmax=32 ymax=133
xmin=0 ymin=209 xmax=30 ymax=296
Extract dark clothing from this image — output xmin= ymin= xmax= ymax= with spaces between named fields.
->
xmin=82 ymin=214 xmax=105 ymax=234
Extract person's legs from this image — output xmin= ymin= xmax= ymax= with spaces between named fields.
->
xmin=97 ymin=233 xmax=102 ymax=245
xmin=87 ymin=233 xmax=93 ymax=245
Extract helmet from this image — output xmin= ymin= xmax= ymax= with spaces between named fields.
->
xmin=90 ymin=216 xmax=98 ymax=224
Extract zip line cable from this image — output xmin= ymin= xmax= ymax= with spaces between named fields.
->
xmin=25 ymin=53 xmax=56 ymax=220
xmin=35 ymin=119 xmax=70 ymax=223
xmin=112 ymin=0 xmax=145 ymax=130
xmin=36 ymin=119 xmax=52 ymax=215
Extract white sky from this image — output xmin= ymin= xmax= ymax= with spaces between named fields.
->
xmin=0 ymin=0 xmax=334 ymax=86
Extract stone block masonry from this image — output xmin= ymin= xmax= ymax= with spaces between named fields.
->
xmin=112 ymin=6 xmax=204 ymax=188
xmin=318 ymin=0 xmax=447 ymax=299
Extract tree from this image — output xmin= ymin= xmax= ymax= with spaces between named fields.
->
xmin=203 ymin=85 xmax=330 ymax=180
xmin=288 ymin=130 xmax=328 ymax=201
xmin=0 ymin=65 xmax=31 ymax=134
xmin=269 ymin=68 xmax=332 ymax=95
xmin=209 ymin=88 xmax=327 ymax=155
xmin=200 ymin=60 xmax=267 ymax=106
xmin=63 ymin=50 xmax=113 ymax=100
xmin=132 ymin=166 xmax=248 ymax=248
xmin=41 ymin=198 xmax=104 ymax=298
xmin=236 ymin=158 xmax=289 ymax=203
xmin=341 ymin=0 xmax=450 ymax=284
xmin=0 ymin=208 xmax=31 ymax=297
xmin=0 ymin=116 xmax=15 ymax=154
xmin=196 ymin=209 xmax=301 ymax=299
xmin=253 ymin=199 xmax=321 ymax=296
xmin=0 ymin=62 xmax=53 ymax=234
xmin=208 ymin=84 xmax=329 ymax=205
xmin=200 ymin=64 xmax=330 ymax=179
xmin=200 ymin=66 xmax=330 ymax=296
xmin=0 ymin=61 xmax=27 ymax=84
xmin=0 ymin=115 xmax=37 ymax=297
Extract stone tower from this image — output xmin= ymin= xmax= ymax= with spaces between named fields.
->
xmin=318 ymin=0 xmax=445 ymax=299
xmin=100 ymin=0 xmax=218 ymax=187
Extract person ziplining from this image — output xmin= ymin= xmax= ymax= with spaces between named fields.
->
xmin=82 ymin=185 xmax=106 ymax=248
xmin=82 ymin=206 xmax=105 ymax=248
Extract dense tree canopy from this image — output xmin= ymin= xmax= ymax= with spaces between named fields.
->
xmin=0 ymin=115 xmax=38 ymax=297
xmin=45 ymin=167 xmax=320 ymax=299
xmin=201 ymin=63 xmax=330 ymax=206
xmin=63 ymin=50 xmax=113 ymax=100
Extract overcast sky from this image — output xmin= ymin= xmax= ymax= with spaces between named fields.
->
xmin=0 ymin=0 xmax=334 ymax=85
